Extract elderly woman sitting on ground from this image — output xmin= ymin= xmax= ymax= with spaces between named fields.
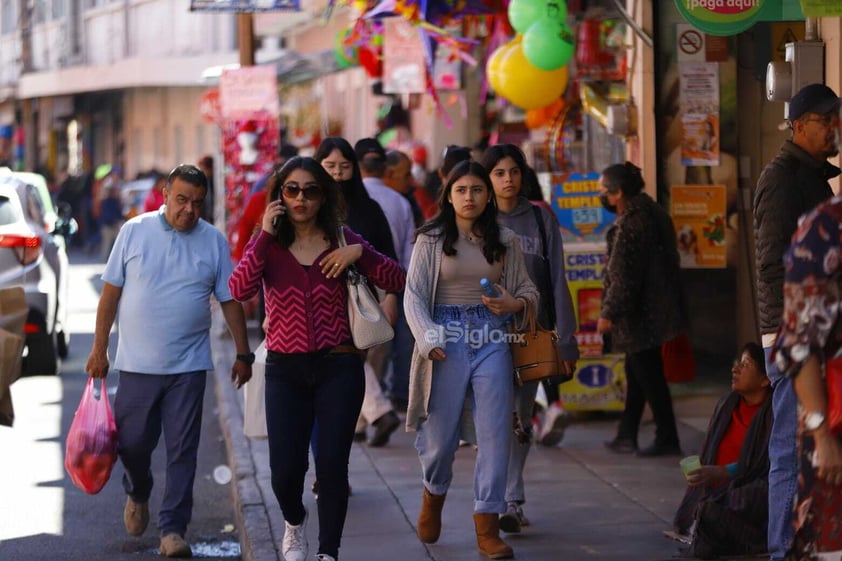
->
xmin=671 ymin=342 xmax=772 ymax=560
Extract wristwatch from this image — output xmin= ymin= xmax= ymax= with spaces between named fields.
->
xmin=236 ymin=352 xmax=256 ymax=365
xmin=804 ymin=411 xmax=826 ymax=432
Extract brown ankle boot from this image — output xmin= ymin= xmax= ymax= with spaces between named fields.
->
xmin=417 ymin=488 xmax=446 ymax=543
xmin=473 ymin=513 xmax=514 ymax=559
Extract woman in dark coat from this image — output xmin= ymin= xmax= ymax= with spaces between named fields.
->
xmin=314 ymin=137 xmax=397 ymax=262
xmin=597 ymin=162 xmax=686 ymax=457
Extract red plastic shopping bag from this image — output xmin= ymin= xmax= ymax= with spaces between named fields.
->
xmin=64 ymin=377 xmax=118 ymax=494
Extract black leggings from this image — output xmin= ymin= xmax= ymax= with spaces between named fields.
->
xmin=264 ymin=351 xmax=365 ymax=559
xmin=616 ymin=345 xmax=680 ymax=447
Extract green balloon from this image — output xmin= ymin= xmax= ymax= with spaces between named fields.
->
xmin=523 ymin=19 xmax=574 ymax=71
xmin=508 ymin=0 xmax=568 ymax=35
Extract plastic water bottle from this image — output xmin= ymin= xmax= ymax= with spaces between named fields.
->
xmin=480 ymin=278 xmax=501 ymax=298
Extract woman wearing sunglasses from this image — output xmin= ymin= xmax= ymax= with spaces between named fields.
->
xmin=228 ymin=156 xmax=405 ymax=561
xmin=404 ymin=160 xmax=538 ymax=559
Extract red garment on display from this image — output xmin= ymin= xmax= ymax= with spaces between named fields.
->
xmin=715 ymin=399 xmax=762 ymax=467
xmin=234 ymin=190 xmax=268 ymax=261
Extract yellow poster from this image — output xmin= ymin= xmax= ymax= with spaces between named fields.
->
xmin=670 ymin=185 xmax=727 ymax=269
xmin=558 ymin=243 xmax=625 ymax=412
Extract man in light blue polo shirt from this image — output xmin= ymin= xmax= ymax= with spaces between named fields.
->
xmin=86 ymin=164 xmax=252 ymax=559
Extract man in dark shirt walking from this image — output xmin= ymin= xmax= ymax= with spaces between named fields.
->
xmin=753 ymin=83 xmax=840 ymax=561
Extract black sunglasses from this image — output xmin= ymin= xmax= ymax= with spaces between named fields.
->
xmin=281 ymin=182 xmax=322 ymax=201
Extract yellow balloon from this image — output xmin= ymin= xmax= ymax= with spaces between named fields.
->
xmin=497 ymin=43 xmax=569 ymax=110
xmin=486 ymin=44 xmax=511 ymax=94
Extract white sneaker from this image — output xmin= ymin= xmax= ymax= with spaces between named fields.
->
xmin=539 ymin=403 xmax=570 ymax=447
xmin=316 ymin=555 xmax=337 ymax=561
xmin=282 ymin=509 xmax=308 ymax=561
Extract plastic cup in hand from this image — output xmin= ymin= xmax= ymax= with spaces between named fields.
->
xmin=679 ymin=455 xmax=701 ymax=480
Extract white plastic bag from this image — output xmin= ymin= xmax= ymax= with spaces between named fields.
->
xmin=243 ymin=340 xmax=267 ymax=439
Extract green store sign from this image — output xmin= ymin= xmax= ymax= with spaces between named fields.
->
xmin=675 ymin=0 xmax=804 ymax=36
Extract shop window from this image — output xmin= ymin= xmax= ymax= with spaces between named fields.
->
xmin=132 ymin=128 xmax=142 ymax=172
xmin=52 ymin=0 xmax=65 ymax=19
xmin=1 ymin=1 xmax=17 ymax=35
xmin=173 ymin=126 xmax=183 ymax=166
xmin=195 ymin=124 xmax=205 ymax=157
xmin=153 ymin=127 xmax=161 ymax=165
xmin=32 ymin=0 xmax=47 ymax=24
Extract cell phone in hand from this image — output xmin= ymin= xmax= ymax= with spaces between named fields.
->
xmin=273 ymin=190 xmax=284 ymax=229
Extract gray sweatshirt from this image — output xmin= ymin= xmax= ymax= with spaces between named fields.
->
xmin=497 ymin=197 xmax=579 ymax=361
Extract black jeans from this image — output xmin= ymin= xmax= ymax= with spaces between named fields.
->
xmin=617 ymin=345 xmax=680 ymax=447
xmin=264 ymin=350 xmax=365 ymax=559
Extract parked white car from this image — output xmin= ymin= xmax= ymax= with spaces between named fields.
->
xmin=0 ymin=173 xmax=73 ymax=375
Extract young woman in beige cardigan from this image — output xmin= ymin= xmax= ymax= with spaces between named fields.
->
xmin=403 ymin=160 xmax=539 ymax=559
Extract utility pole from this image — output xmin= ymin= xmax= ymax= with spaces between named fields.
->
xmin=238 ymin=13 xmax=255 ymax=66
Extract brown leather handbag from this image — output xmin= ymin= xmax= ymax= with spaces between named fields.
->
xmin=510 ymin=301 xmax=571 ymax=386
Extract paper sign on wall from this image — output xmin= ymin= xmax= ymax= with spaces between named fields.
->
xmin=383 ymin=18 xmax=427 ymax=94
xmin=220 ymin=66 xmax=279 ymax=119
xmin=670 ymin=184 xmax=727 ymax=269
xmin=679 ymin=62 xmax=720 ymax=167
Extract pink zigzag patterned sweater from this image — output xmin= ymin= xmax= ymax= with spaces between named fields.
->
xmin=229 ymin=227 xmax=406 ymax=354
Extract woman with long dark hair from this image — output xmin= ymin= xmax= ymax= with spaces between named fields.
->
xmin=314 ymin=136 xmax=403 ymax=447
xmin=404 ymin=160 xmax=538 ymax=559
xmin=481 ymin=144 xmax=579 ymax=533
xmin=229 ymin=156 xmax=405 ymax=561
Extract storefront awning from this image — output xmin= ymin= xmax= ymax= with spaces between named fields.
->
xmin=17 ymin=53 xmax=240 ymax=99
xmin=200 ymin=49 xmax=339 ymax=86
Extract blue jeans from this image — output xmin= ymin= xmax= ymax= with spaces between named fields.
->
xmin=415 ymin=304 xmax=513 ymax=514
xmin=386 ymin=296 xmax=413 ymax=403
xmin=114 ymin=371 xmax=206 ymax=537
xmin=264 ymin=350 xmax=365 ymax=560
xmin=764 ymin=346 xmax=797 ymax=561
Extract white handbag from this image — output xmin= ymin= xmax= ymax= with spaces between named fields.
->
xmin=338 ymin=229 xmax=394 ymax=349
xmin=243 ymin=340 xmax=268 ymax=439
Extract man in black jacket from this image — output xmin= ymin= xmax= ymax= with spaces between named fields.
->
xmin=753 ymin=82 xmax=840 ymax=561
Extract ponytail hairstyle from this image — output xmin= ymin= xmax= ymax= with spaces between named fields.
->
xmin=601 ymin=161 xmax=645 ymax=197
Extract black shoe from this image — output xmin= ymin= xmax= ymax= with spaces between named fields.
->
xmin=604 ymin=437 xmax=638 ymax=454
xmin=636 ymin=442 xmax=683 ymax=457
xmin=368 ymin=411 xmax=400 ymax=447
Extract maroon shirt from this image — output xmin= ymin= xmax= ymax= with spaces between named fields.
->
xmin=229 ymin=227 xmax=406 ymax=354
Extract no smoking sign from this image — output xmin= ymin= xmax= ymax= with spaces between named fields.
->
xmin=677 ymin=23 xmax=706 ymax=62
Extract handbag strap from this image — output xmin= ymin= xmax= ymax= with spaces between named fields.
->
xmin=531 ymin=205 xmax=556 ymax=328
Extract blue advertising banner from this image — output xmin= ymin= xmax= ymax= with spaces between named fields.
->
xmin=190 ymin=0 xmax=299 ymax=12
xmin=551 ymin=172 xmax=616 ymax=243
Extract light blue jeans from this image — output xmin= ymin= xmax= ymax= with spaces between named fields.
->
xmin=764 ymin=345 xmax=797 ymax=561
xmin=416 ymin=304 xmax=514 ymax=514
xmin=506 ymin=380 xmax=539 ymax=504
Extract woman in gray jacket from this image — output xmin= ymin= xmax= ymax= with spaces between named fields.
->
xmin=404 ymin=160 xmax=538 ymax=559
xmin=482 ymin=144 xmax=579 ymax=534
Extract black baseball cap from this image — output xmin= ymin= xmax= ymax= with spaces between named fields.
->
xmin=354 ymin=138 xmax=386 ymax=162
xmin=788 ymin=83 xmax=840 ymax=121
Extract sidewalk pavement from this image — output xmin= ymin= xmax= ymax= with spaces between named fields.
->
xmin=210 ymin=314 xmax=729 ymax=561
